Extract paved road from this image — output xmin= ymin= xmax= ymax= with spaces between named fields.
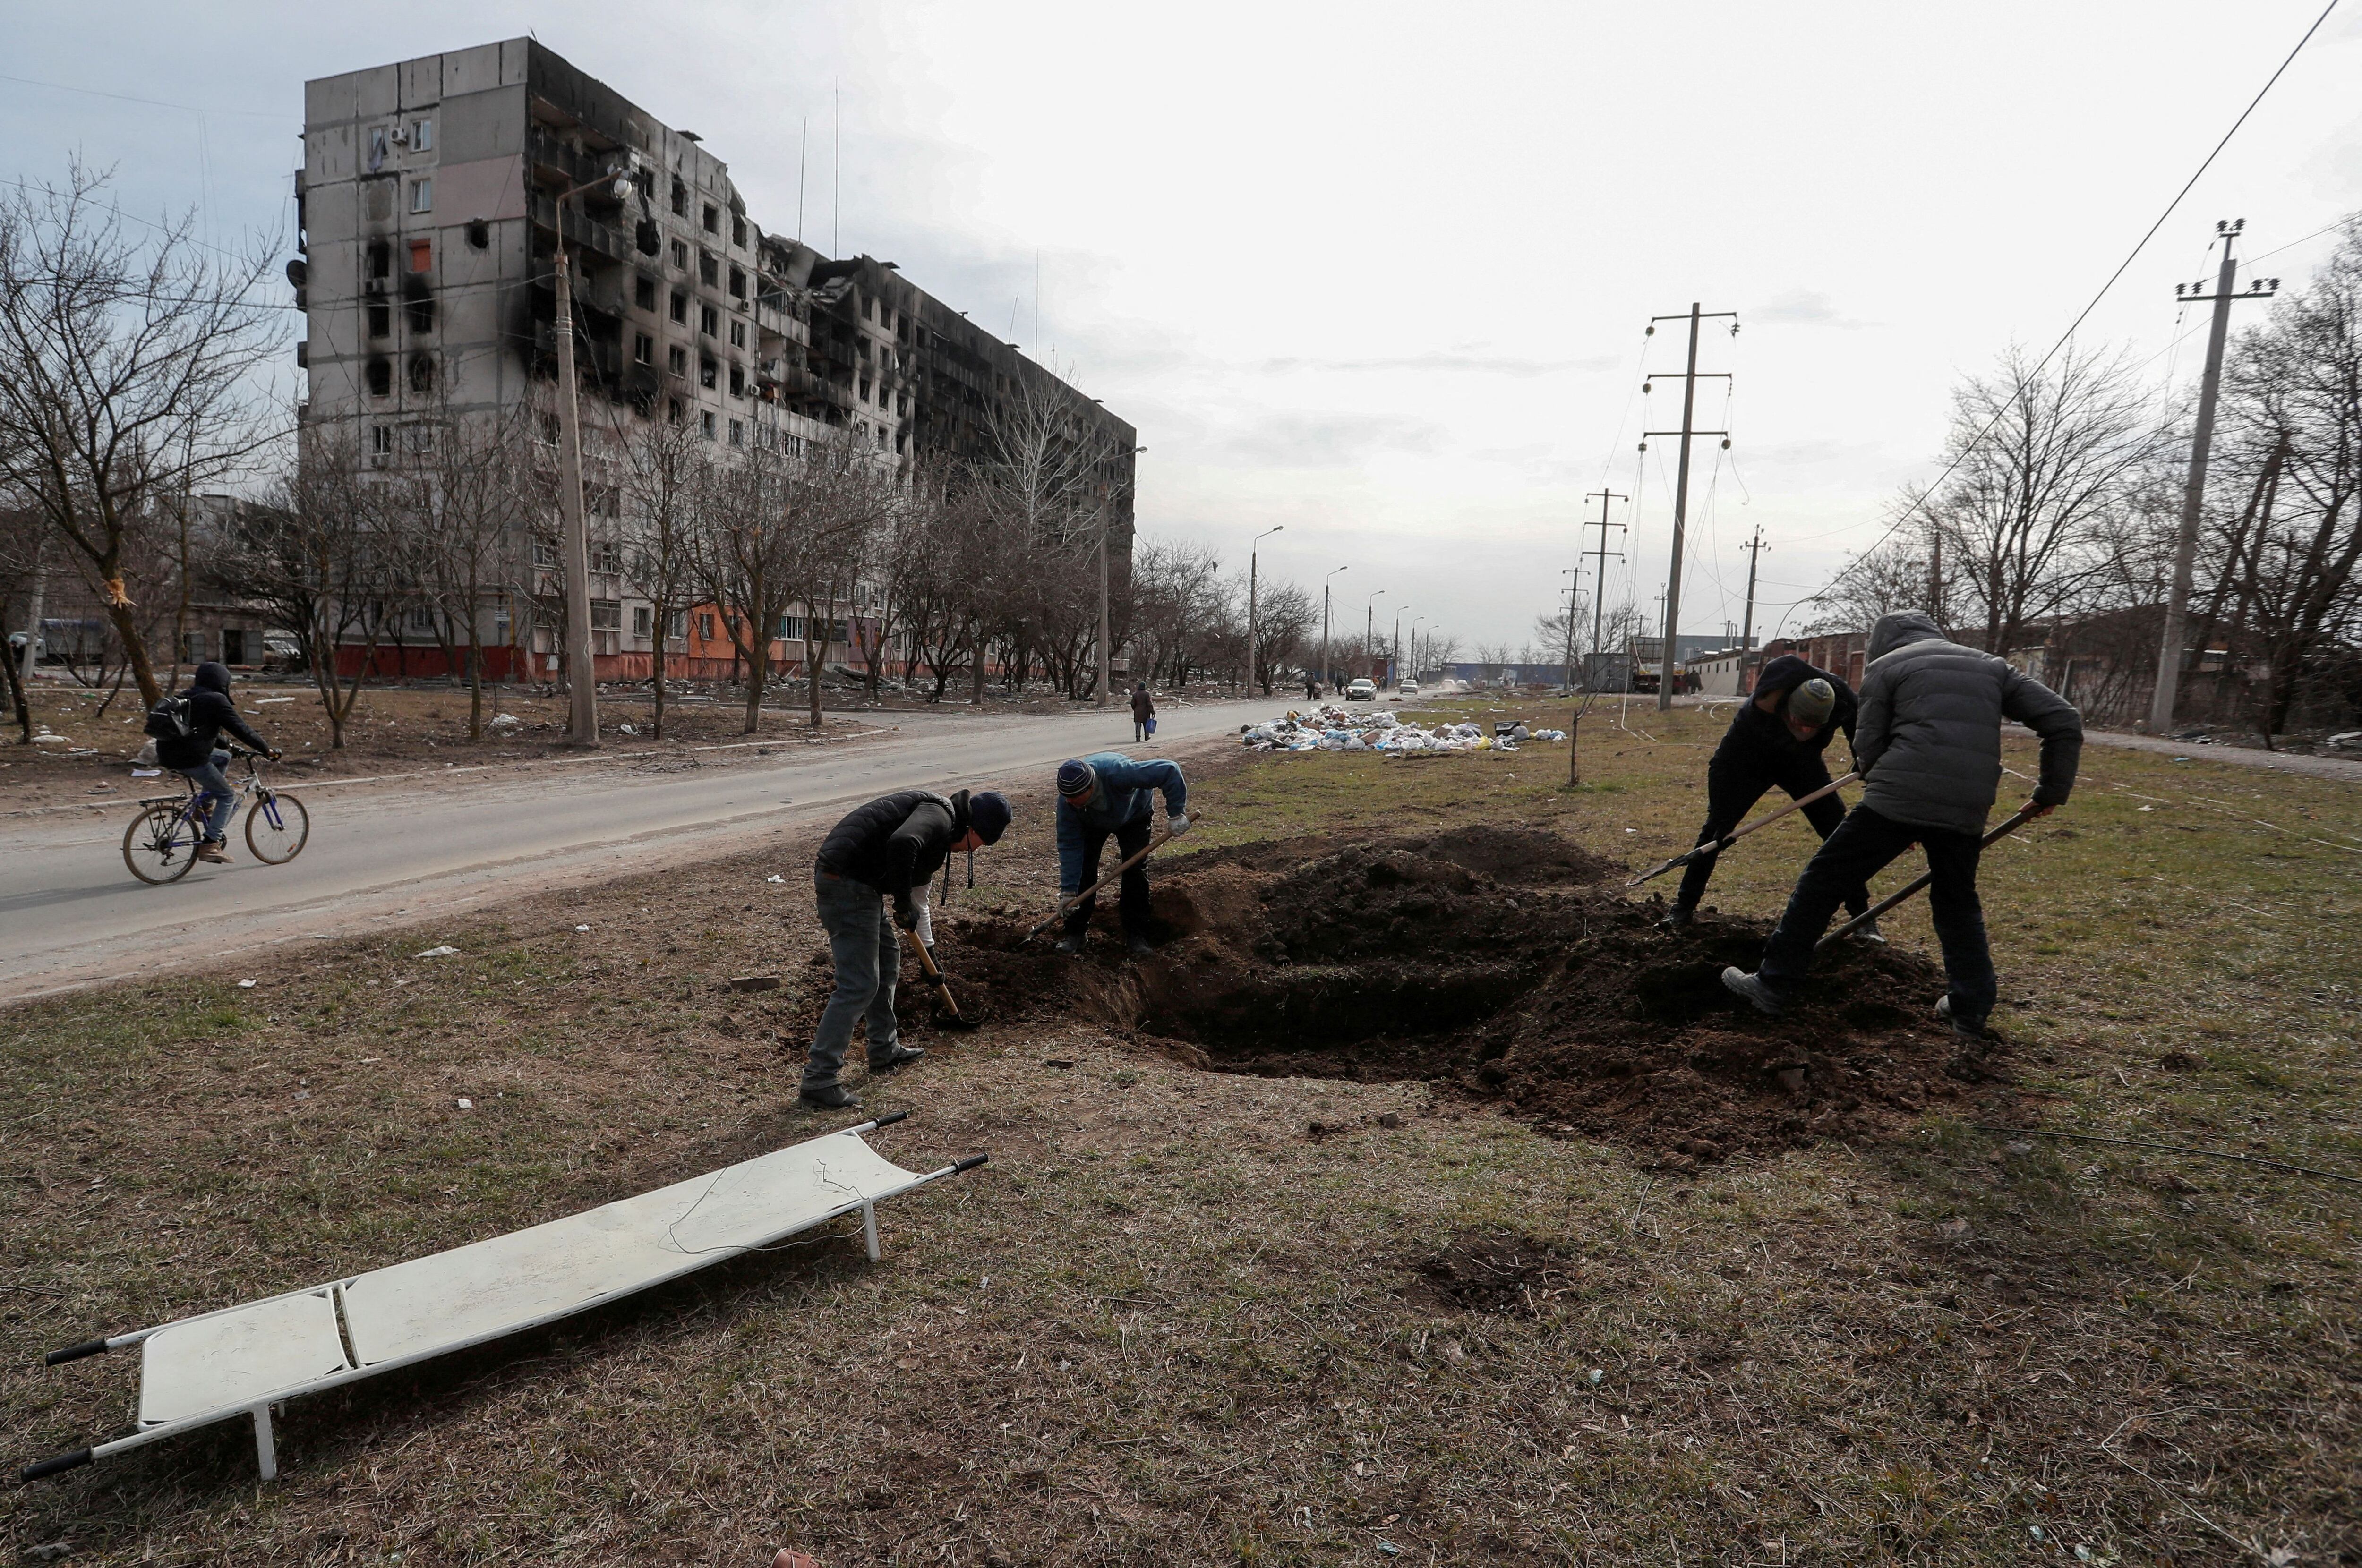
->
xmin=0 ymin=699 xmax=1267 ymax=1002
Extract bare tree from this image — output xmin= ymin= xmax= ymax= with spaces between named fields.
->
xmin=1922 ymin=342 xmax=2165 ymax=656
xmin=212 ymin=432 xmax=395 ymax=750
xmin=2211 ymin=218 xmax=2362 ymax=742
xmin=0 ymin=165 xmax=283 ymax=708
xmin=416 ymin=404 xmax=537 ymax=739
xmin=618 ymin=412 xmax=711 ymax=739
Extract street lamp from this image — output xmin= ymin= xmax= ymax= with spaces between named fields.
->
xmin=1246 ymin=524 xmax=1283 ymax=695
xmin=550 ymin=161 xmax=638 ymax=747
xmin=1364 ymin=590 xmax=1386 ymax=689
xmin=1391 ymin=603 xmax=1409 ymax=691
xmin=1320 ymin=565 xmax=1349 ymax=696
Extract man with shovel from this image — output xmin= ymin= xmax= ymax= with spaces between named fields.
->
xmin=1054 ymin=754 xmax=1190 ymax=957
xmin=1721 ymin=611 xmax=2081 ymax=1039
xmin=798 ymin=787 xmax=1013 ymax=1111
xmin=1661 ymin=655 xmax=1875 ymax=936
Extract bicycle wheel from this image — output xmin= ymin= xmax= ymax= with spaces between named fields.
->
xmin=246 ymin=790 xmax=310 ymax=864
xmin=123 ymin=804 xmax=199 ymax=885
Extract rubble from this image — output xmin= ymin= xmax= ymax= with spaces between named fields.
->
xmin=1237 ymin=705 xmax=1566 ymax=756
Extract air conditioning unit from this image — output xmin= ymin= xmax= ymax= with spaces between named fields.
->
xmin=389 ymin=126 xmax=410 ymax=148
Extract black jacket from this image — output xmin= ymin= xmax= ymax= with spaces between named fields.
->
xmin=1719 ymin=654 xmax=1856 ymax=767
xmin=156 ymin=664 xmax=271 ymax=770
xmin=814 ymin=788 xmax=975 ymax=911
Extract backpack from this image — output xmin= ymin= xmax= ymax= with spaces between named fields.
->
xmin=144 ymin=694 xmax=194 ymax=741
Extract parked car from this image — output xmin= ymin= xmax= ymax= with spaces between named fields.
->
xmin=1398 ymin=681 xmax=1420 ymax=699
xmin=1346 ymin=678 xmax=1377 ymax=701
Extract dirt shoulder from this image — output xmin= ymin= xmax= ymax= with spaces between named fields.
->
xmin=3 ymin=702 xmax=2355 ymax=1564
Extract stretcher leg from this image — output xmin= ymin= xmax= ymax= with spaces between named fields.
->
xmin=251 ymin=1405 xmax=277 ymax=1483
xmin=862 ymin=1202 xmax=880 ymax=1262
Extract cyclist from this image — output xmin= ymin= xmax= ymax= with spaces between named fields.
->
xmin=149 ymin=661 xmax=279 ymax=863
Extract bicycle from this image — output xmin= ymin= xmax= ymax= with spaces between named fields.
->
xmin=121 ymin=748 xmax=311 ymax=885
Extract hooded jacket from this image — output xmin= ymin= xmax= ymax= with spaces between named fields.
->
xmin=814 ymin=789 xmax=975 ymax=914
xmin=1722 ymin=654 xmax=1856 ymax=766
xmin=1853 ymin=612 xmax=2082 ymax=835
xmin=156 ymin=662 xmax=272 ymax=771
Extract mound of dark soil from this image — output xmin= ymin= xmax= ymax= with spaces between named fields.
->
xmin=929 ymin=826 xmax=2005 ymax=1159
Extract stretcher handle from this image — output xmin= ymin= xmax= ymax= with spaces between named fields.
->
xmin=870 ymin=1110 xmax=909 ymax=1129
xmin=44 ymin=1338 xmax=111 ymax=1366
xmin=952 ymin=1154 xmax=991 ymax=1174
xmin=20 ymin=1448 xmax=93 ymax=1483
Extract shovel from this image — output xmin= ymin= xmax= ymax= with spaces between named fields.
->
xmin=1816 ymin=803 xmax=2040 ymax=952
xmin=902 ymin=928 xmax=979 ymax=1030
xmin=1628 ymin=772 xmax=1859 ymax=888
xmin=1022 ymin=822 xmax=1183 ymax=945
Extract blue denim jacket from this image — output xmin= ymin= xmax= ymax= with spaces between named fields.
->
xmin=1055 ymin=752 xmax=1186 ymax=892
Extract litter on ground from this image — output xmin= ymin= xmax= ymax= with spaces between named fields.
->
xmin=1237 ymin=705 xmax=1568 ymax=756
xmin=415 ymin=946 xmax=459 ymax=959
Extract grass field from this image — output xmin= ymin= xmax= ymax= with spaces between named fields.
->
xmin=3 ymin=699 xmax=2356 ymax=1565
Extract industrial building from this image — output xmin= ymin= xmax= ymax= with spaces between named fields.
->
xmin=295 ymin=37 xmax=1136 ymax=680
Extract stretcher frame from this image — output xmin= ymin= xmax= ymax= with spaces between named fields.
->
xmin=21 ymin=1113 xmax=983 ymax=1484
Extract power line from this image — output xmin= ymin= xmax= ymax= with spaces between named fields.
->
xmin=1812 ymin=0 xmax=2343 ymax=603
xmin=0 ymin=70 xmax=293 ymax=121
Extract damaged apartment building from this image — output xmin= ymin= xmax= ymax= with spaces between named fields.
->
xmin=295 ymin=36 xmax=1137 ymax=680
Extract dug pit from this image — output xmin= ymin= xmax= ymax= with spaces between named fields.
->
xmin=935 ymin=825 xmax=2007 ymax=1162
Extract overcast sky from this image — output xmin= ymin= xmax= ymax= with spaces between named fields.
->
xmin=8 ymin=2 xmax=2361 ymax=656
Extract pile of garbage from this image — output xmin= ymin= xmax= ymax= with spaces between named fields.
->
xmin=1238 ymin=706 xmax=1566 ymax=756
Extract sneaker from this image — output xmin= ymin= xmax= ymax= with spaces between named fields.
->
xmin=797 ymin=1082 xmax=863 ymax=1112
xmin=1125 ymin=931 xmax=1156 ymax=957
xmin=194 ymin=840 xmax=231 ymax=864
xmin=1852 ymin=916 xmax=1887 ymax=944
xmin=867 ymin=1045 xmax=926 ymax=1073
xmin=1052 ymin=932 xmax=1087 ymax=956
xmin=1720 ymin=966 xmax=1786 ymax=1016
xmin=1935 ymin=995 xmax=1989 ymax=1040
xmin=1657 ymin=904 xmax=1694 ymax=932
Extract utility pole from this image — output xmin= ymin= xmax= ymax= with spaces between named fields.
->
xmin=1643 ymin=302 xmax=1737 ymax=710
xmin=1738 ymin=525 xmax=1766 ymax=652
xmin=1391 ymin=603 xmax=1408 ymax=690
xmin=1321 ymin=565 xmax=1347 ymax=695
xmin=1365 ymin=590 xmax=1386 ymax=687
xmin=1558 ymin=568 xmax=1583 ymax=691
xmin=1246 ymin=525 xmax=1282 ymax=694
xmin=1095 ymin=511 xmax=1111 ymax=708
xmin=1582 ymin=488 xmax=1626 ymax=690
xmin=2149 ymin=220 xmax=2276 ymax=733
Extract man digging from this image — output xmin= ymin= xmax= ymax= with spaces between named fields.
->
xmin=1721 ymin=611 xmax=2082 ymax=1039
xmin=799 ymin=787 xmax=1013 ymax=1111
xmin=1054 ymin=754 xmax=1190 ymax=957
xmin=1661 ymin=655 xmax=1876 ymax=936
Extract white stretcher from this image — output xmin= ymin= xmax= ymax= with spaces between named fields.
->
xmin=22 ymin=1114 xmax=982 ymax=1484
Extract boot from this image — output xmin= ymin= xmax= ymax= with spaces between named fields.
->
xmin=868 ymin=1045 xmax=926 ymax=1073
xmin=1053 ymin=930 xmax=1087 ymax=956
xmin=797 ymin=1082 xmax=863 ymax=1112
xmin=1720 ymin=967 xmax=1785 ymax=1017
xmin=194 ymin=840 xmax=231 ymax=864
xmin=1125 ymin=932 xmax=1155 ymax=958
xmin=1656 ymin=903 xmax=1694 ymax=932
xmin=1935 ymin=995 xmax=1988 ymax=1041
xmin=1852 ymin=915 xmax=1887 ymax=944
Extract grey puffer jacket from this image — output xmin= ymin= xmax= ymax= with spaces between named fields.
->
xmin=1853 ymin=612 xmax=2082 ymax=836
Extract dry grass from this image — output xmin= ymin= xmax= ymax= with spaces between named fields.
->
xmin=3 ymin=707 xmax=2357 ymax=1565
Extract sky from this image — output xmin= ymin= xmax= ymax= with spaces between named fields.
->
xmin=7 ymin=0 xmax=2362 ymax=658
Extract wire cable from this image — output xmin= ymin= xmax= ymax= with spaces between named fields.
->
xmin=1811 ymin=0 xmax=2343 ymax=602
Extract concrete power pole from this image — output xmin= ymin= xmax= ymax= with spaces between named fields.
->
xmin=2148 ymin=221 xmax=2276 ymax=734
xmin=553 ymin=244 xmax=599 ymax=747
xmin=1643 ymin=303 xmax=1737 ymax=711
xmin=1583 ymin=488 xmax=1626 ymax=689
xmin=1738 ymin=525 xmax=1766 ymax=652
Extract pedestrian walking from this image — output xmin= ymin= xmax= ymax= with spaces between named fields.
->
xmin=1130 ymin=681 xmax=1155 ymax=742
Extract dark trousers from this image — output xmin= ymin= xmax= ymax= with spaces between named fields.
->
xmin=1133 ymin=719 xmax=1149 ymax=741
xmin=804 ymin=870 xmax=901 ymax=1090
xmin=1676 ymin=751 xmax=1866 ymax=917
xmin=1064 ymin=814 xmax=1153 ymax=937
xmin=1758 ymin=804 xmax=1997 ymax=1025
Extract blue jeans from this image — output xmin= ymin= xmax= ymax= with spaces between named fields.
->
xmin=174 ymin=751 xmax=237 ymax=844
xmin=1757 ymin=804 xmax=1997 ymax=1026
xmin=804 ymin=870 xmax=902 ymax=1091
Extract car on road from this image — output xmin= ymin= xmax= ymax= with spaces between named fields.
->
xmin=1345 ymin=678 xmax=1377 ymax=701
xmin=1398 ymin=681 xmax=1419 ymax=700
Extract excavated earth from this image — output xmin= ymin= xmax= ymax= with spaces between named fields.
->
xmin=931 ymin=825 xmax=2006 ymax=1162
